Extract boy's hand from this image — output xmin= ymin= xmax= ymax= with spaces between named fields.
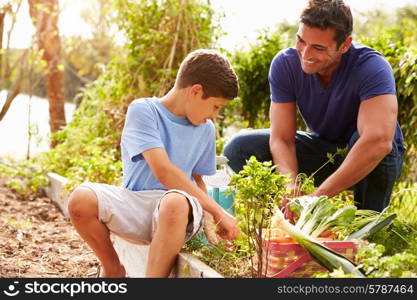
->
xmin=213 ymin=209 xmax=239 ymax=241
xmin=203 ymin=212 xmax=220 ymax=245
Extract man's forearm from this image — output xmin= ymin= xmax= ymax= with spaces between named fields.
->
xmin=314 ymin=138 xmax=392 ymax=197
xmin=270 ymin=139 xmax=298 ymax=182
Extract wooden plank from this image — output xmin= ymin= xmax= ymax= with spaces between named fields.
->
xmin=45 ymin=172 xmax=69 ymax=218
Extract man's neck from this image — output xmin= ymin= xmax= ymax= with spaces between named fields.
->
xmin=317 ymin=58 xmax=342 ymax=88
xmin=317 ymin=74 xmax=332 ymax=88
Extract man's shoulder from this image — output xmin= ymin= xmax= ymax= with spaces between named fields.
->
xmin=350 ymin=41 xmax=380 ymax=55
xmin=349 ymin=42 xmax=390 ymax=68
xmin=271 ymin=47 xmax=300 ymax=72
xmin=273 ymin=47 xmax=298 ymax=62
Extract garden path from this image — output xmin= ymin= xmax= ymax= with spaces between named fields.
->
xmin=0 ymin=182 xmax=98 ymax=277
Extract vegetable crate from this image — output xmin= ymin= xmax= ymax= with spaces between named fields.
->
xmin=261 ymin=239 xmax=357 ymax=278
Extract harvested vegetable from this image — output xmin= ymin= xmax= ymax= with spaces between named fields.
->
xmin=345 ymin=212 xmax=397 ymax=241
xmin=271 ymin=207 xmax=365 ymax=277
xmin=289 ymin=196 xmax=356 ymax=238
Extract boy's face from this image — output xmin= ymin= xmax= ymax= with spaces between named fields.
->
xmin=185 ymin=85 xmax=230 ymax=125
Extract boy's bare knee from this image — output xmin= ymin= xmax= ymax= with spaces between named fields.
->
xmin=158 ymin=193 xmax=190 ymax=225
xmin=68 ymin=187 xmax=98 ymax=221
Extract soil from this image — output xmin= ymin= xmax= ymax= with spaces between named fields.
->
xmin=0 ymin=182 xmax=99 ymax=278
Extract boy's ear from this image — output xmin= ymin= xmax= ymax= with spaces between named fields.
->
xmin=189 ymin=84 xmax=204 ymax=97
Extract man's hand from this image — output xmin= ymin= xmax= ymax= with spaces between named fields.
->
xmin=278 ymin=182 xmax=303 ymax=224
xmin=286 ymin=181 xmax=302 ymax=197
xmin=279 ymin=198 xmax=298 ymax=224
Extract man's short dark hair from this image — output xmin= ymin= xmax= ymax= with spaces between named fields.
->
xmin=176 ymin=49 xmax=239 ymax=100
xmin=300 ymin=0 xmax=353 ymax=48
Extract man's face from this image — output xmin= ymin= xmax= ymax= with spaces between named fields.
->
xmin=295 ymin=23 xmax=348 ymax=76
xmin=185 ymin=88 xmax=229 ymax=126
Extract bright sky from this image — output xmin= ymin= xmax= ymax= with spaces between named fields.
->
xmin=4 ymin=0 xmax=417 ymax=50
xmin=210 ymin=0 xmax=417 ymax=50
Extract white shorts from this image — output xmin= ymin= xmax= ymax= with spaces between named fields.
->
xmin=78 ymin=182 xmax=204 ymax=244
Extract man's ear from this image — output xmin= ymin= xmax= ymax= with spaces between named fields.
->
xmin=340 ymin=36 xmax=352 ymax=54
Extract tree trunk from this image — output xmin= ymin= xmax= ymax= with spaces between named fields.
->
xmin=0 ymin=11 xmax=5 ymax=78
xmin=0 ymin=51 xmax=27 ymax=121
xmin=29 ymin=0 xmax=66 ymax=146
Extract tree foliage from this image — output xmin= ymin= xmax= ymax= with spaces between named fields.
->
xmin=231 ymin=31 xmax=284 ymax=128
xmin=27 ymin=0 xmax=221 ymax=190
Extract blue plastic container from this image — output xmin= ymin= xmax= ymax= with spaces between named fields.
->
xmin=208 ymin=187 xmax=235 ymax=216
xmin=193 ymin=187 xmax=235 ymax=244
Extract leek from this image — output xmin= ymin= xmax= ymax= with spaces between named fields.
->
xmin=345 ymin=213 xmax=397 ymax=241
xmin=290 ymin=196 xmax=356 ymax=237
xmin=271 ymin=207 xmax=365 ymax=277
xmin=310 ymin=205 xmax=357 ymax=238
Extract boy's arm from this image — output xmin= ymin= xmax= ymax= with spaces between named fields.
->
xmin=142 ymin=148 xmax=239 ymax=240
xmin=192 ymin=174 xmax=208 ymax=194
xmin=192 ymin=174 xmax=220 ymax=245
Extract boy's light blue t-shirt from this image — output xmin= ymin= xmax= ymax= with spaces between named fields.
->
xmin=121 ymin=97 xmax=216 ymax=191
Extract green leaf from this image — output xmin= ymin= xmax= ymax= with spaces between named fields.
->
xmin=346 ymin=213 xmax=397 ymax=241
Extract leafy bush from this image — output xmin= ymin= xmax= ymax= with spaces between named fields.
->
xmin=355 ymin=243 xmax=417 ymax=278
xmin=0 ymin=158 xmax=48 ymax=196
xmin=231 ymin=31 xmax=285 ymax=128
xmin=229 ymin=156 xmax=291 ymax=277
xmin=3 ymin=0 xmax=222 ymax=193
xmin=367 ymin=219 xmax=417 ymax=256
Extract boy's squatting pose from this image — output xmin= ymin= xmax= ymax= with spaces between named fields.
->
xmin=67 ymin=49 xmax=240 ymax=278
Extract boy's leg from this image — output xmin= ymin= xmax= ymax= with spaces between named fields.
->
xmin=68 ymin=187 xmax=125 ymax=277
xmin=146 ymin=192 xmax=191 ymax=278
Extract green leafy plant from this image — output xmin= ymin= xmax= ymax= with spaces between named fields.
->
xmin=345 ymin=212 xmax=397 ymax=241
xmin=231 ymin=30 xmax=285 ymax=128
xmin=0 ymin=158 xmax=48 ymax=196
xmin=229 ymin=156 xmax=291 ymax=277
xmin=367 ymin=219 xmax=417 ymax=256
xmin=355 ymin=243 xmax=417 ymax=278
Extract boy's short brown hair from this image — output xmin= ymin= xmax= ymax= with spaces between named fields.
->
xmin=300 ymin=0 xmax=353 ymax=48
xmin=175 ymin=49 xmax=239 ymax=100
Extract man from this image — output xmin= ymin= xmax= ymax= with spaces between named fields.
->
xmin=224 ymin=0 xmax=404 ymax=212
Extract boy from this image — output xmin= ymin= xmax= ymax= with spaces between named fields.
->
xmin=68 ymin=49 xmax=240 ymax=278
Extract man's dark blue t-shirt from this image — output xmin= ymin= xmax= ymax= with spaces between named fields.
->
xmin=268 ymin=42 xmax=405 ymax=153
